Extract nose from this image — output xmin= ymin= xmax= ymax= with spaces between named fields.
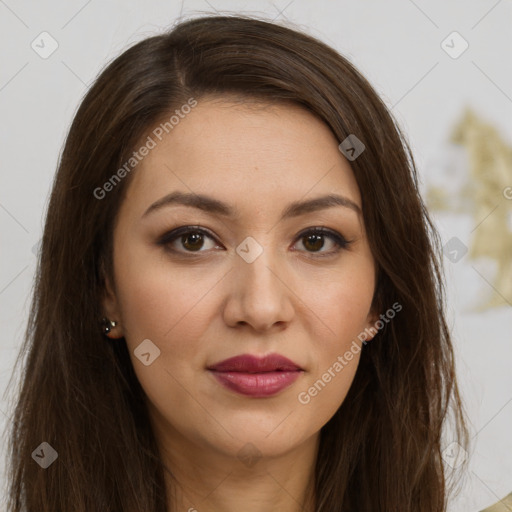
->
xmin=222 ymin=245 xmax=295 ymax=332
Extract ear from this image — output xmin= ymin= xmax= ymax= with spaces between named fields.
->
xmin=362 ymin=307 xmax=380 ymax=342
xmin=101 ymin=273 xmax=124 ymax=339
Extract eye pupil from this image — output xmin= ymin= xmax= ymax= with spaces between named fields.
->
xmin=182 ymin=232 xmax=204 ymax=251
xmin=303 ymin=234 xmax=324 ymax=252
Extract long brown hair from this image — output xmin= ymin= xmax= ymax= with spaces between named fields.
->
xmin=5 ymin=14 xmax=468 ymax=511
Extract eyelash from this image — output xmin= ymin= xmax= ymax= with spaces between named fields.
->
xmin=157 ymin=225 xmax=351 ymax=258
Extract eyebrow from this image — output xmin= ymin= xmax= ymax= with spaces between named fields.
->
xmin=141 ymin=191 xmax=361 ymax=220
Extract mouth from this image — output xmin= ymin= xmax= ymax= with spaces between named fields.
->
xmin=207 ymin=353 xmax=303 ymax=373
xmin=207 ymin=353 xmax=304 ymax=397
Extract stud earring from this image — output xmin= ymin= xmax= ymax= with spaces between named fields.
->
xmin=101 ymin=317 xmax=118 ymax=335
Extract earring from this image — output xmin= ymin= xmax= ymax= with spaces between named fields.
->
xmin=101 ymin=317 xmax=118 ymax=335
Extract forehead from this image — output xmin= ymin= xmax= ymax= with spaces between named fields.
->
xmin=121 ymin=97 xmax=361 ymax=220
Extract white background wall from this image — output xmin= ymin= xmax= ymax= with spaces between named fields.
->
xmin=1 ymin=1 xmax=511 ymax=510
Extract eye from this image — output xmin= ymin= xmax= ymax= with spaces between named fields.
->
xmin=157 ymin=225 xmax=222 ymax=254
xmin=292 ymin=227 xmax=350 ymax=257
xmin=157 ymin=225 xmax=351 ymax=257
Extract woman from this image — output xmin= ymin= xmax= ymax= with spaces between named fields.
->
xmin=6 ymin=14 xmax=469 ymax=511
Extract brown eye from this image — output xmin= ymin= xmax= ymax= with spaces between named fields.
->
xmin=181 ymin=232 xmax=205 ymax=251
xmin=293 ymin=228 xmax=350 ymax=257
xmin=301 ymin=233 xmax=325 ymax=252
xmin=158 ymin=226 xmax=221 ymax=254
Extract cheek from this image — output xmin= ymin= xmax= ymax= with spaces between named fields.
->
xmin=297 ymin=265 xmax=374 ymax=414
xmin=295 ymin=314 xmax=366 ymax=434
xmin=114 ymin=242 xmax=223 ymax=343
xmin=297 ymin=351 xmax=361 ymax=432
xmin=113 ymin=257 xmax=220 ymax=422
xmin=305 ymin=261 xmax=375 ymax=344
xmin=112 ymin=247 xmax=228 ymax=406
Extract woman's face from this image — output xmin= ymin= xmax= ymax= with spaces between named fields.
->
xmin=103 ymin=96 xmax=378 ymax=462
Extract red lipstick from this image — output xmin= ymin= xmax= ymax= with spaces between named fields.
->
xmin=207 ymin=354 xmax=303 ymax=397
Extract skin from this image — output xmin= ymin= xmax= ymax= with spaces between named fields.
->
xmin=102 ymin=96 xmax=379 ymax=512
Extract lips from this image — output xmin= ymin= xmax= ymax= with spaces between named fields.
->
xmin=208 ymin=354 xmax=302 ymax=373
xmin=207 ymin=354 xmax=304 ymax=397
